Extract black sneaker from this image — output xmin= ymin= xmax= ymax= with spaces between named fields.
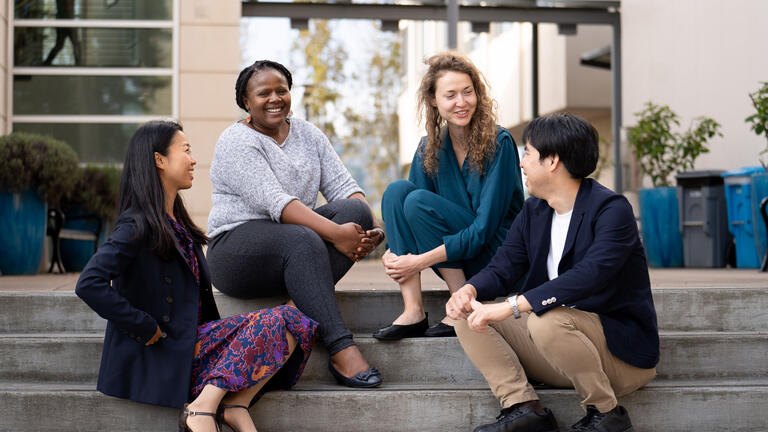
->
xmin=474 ymin=404 xmax=560 ymax=432
xmin=570 ymin=405 xmax=633 ymax=432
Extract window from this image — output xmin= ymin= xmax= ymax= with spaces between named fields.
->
xmin=10 ymin=0 xmax=177 ymax=163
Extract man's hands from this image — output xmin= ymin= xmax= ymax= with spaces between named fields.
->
xmin=446 ymin=285 xmax=524 ymax=332
xmin=445 ymin=284 xmax=478 ymax=320
xmin=466 ymin=300 xmax=513 ymax=332
xmin=382 ymin=249 xmax=426 ymax=283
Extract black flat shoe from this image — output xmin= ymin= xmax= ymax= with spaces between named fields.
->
xmin=328 ymin=360 xmax=383 ymax=388
xmin=372 ymin=313 xmax=428 ymax=340
xmin=424 ymin=322 xmax=456 ymax=337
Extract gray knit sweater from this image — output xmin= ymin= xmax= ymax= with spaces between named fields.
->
xmin=207 ymin=118 xmax=363 ymax=238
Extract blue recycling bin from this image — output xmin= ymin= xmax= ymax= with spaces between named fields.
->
xmin=722 ymin=167 xmax=768 ymax=268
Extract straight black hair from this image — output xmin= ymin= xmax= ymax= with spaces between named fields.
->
xmin=522 ymin=112 xmax=599 ymax=179
xmin=119 ymin=120 xmax=208 ymax=258
xmin=235 ymin=60 xmax=293 ymax=111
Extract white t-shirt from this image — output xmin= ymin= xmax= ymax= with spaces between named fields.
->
xmin=547 ymin=209 xmax=573 ymax=280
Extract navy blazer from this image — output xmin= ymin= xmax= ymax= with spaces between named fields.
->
xmin=468 ymin=179 xmax=660 ymax=369
xmin=76 ymin=210 xmax=220 ymax=408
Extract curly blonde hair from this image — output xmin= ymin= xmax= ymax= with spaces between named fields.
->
xmin=417 ymin=52 xmax=498 ymax=176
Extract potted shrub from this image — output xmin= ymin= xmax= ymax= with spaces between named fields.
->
xmin=628 ymin=102 xmax=721 ymax=267
xmin=0 ymin=132 xmax=78 ymax=274
xmin=745 ymin=81 xmax=768 ymax=170
xmin=57 ymin=165 xmax=121 ymax=271
xmin=741 ymin=81 xmax=768 ymax=268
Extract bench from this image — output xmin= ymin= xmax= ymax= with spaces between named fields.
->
xmin=46 ymin=209 xmax=102 ymax=273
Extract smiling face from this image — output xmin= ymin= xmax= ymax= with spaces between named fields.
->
xmin=432 ymin=71 xmax=477 ymax=130
xmin=242 ymin=68 xmax=292 ymax=136
xmin=155 ymin=130 xmax=196 ymax=193
xmin=520 ymin=141 xmax=553 ymax=198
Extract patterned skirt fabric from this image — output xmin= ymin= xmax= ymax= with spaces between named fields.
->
xmin=190 ymin=304 xmax=317 ymax=404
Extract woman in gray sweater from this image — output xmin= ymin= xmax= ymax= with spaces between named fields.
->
xmin=207 ymin=60 xmax=384 ymax=388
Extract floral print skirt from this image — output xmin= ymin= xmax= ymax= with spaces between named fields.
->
xmin=190 ymin=304 xmax=317 ymax=405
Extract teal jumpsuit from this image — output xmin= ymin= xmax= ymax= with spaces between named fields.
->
xmin=382 ymin=126 xmax=525 ymax=278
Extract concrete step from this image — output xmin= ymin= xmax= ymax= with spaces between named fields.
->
xmin=3 ymin=331 xmax=766 ymax=385
xmin=2 ymin=380 xmax=767 ymax=432
xmin=2 ymin=286 xmax=767 ymax=334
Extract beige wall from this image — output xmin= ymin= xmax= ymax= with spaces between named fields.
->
xmin=622 ymin=0 xmax=768 ymax=187
xmin=565 ymin=25 xmax=612 ymax=108
xmin=177 ymin=0 xmax=241 ymax=231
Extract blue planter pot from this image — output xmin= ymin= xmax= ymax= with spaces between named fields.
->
xmin=59 ymin=208 xmax=107 ymax=272
xmin=0 ymin=189 xmax=47 ymax=275
xmin=638 ymin=187 xmax=684 ymax=267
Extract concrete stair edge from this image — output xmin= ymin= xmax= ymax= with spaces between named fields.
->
xmin=2 ymin=384 xmax=768 ymax=432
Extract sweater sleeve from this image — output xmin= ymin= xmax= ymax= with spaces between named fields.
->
xmin=214 ymin=132 xmax=298 ymax=222
xmin=442 ymin=131 xmax=522 ymax=261
xmin=316 ymin=130 xmax=363 ymax=202
xmin=75 ymin=216 xmax=159 ymax=343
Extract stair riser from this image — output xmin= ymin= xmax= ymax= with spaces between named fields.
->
xmin=2 ymin=387 xmax=767 ymax=432
xmin=2 ymin=288 xmax=767 ymax=334
xmin=3 ymin=334 xmax=765 ymax=384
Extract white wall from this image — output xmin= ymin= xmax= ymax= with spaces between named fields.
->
xmin=622 ymin=0 xmax=768 ymax=178
xmin=566 ymin=25 xmax=612 ymax=108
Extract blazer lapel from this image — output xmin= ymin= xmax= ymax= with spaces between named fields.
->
xmin=528 ymin=201 xmax=553 ymax=287
xmin=560 ymin=179 xmax=592 ymax=262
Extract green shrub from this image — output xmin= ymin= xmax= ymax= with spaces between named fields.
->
xmin=745 ymin=81 xmax=768 ymax=169
xmin=63 ymin=165 xmax=122 ymax=222
xmin=628 ymin=102 xmax=722 ymax=187
xmin=0 ymin=132 xmax=79 ymax=206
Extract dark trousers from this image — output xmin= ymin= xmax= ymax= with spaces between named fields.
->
xmin=207 ymin=199 xmax=374 ymax=355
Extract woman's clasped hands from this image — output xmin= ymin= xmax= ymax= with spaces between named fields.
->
xmin=332 ymin=222 xmax=384 ymax=262
xmin=381 ymin=249 xmax=426 ymax=283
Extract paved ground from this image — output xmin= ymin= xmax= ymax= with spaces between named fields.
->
xmin=0 ymin=261 xmax=765 ymax=292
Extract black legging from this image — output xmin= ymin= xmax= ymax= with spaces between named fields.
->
xmin=207 ymin=199 xmax=373 ymax=355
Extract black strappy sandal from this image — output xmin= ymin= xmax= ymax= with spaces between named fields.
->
xmin=178 ymin=403 xmax=221 ymax=432
xmin=216 ymin=404 xmax=251 ymax=432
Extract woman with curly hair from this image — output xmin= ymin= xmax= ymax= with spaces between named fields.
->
xmin=373 ymin=52 xmax=524 ymax=340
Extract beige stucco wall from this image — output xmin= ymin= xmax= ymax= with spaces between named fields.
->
xmin=565 ymin=25 xmax=612 ymax=108
xmin=177 ymin=0 xmax=241 ymax=231
xmin=622 ymin=0 xmax=768 ymax=188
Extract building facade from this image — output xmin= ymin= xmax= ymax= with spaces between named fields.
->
xmin=0 ymin=0 xmax=241 ymax=229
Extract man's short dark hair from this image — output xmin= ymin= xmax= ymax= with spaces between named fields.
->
xmin=522 ymin=112 xmax=599 ymax=179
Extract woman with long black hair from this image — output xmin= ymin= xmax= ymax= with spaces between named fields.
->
xmin=76 ymin=120 xmax=317 ymax=432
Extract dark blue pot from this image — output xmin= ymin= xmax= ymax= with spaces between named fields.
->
xmin=0 ymin=189 xmax=47 ymax=275
xmin=59 ymin=207 xmax=107 ymax=272
xmin=638 ymin=187 xmax=684 ymax=267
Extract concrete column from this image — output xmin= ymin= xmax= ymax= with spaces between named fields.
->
xmin=446 ymin=0 xmax=458 ymax=49
xmin=0 ymin=0 xmax=9 ymax=134
xmin=178 ymin=0 xmax=242 ymax=230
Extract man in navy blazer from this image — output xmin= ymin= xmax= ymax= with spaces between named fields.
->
xmin=447 ymin=113 xmax=659 ymax=432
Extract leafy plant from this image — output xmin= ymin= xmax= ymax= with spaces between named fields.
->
xmin=0 ymin=132 xmax=79 ymax=206
xmin=745 ymin=81 xmax=768 ymax=170
xmin=628 ymin=102 xmax=722 ymax=187
xmin=63 ymin=165 xmax=122 ymax=222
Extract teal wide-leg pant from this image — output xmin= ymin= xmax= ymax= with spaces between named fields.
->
xmin=381 ymin=179 xmax=493 ymax=278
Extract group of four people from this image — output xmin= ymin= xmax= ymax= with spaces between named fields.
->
xmin=76 ymin=52 xmax=659 ymax=432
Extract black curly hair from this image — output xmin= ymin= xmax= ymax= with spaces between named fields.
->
xmin=235 ymin=60 xmax=293 ymax=111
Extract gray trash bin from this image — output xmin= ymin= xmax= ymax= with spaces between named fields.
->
xmin=676 ymin=170 xmax=731 ymax=267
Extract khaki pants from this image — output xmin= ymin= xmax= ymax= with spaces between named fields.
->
xmin=455 ymin=306 xmax=656 ymax=413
